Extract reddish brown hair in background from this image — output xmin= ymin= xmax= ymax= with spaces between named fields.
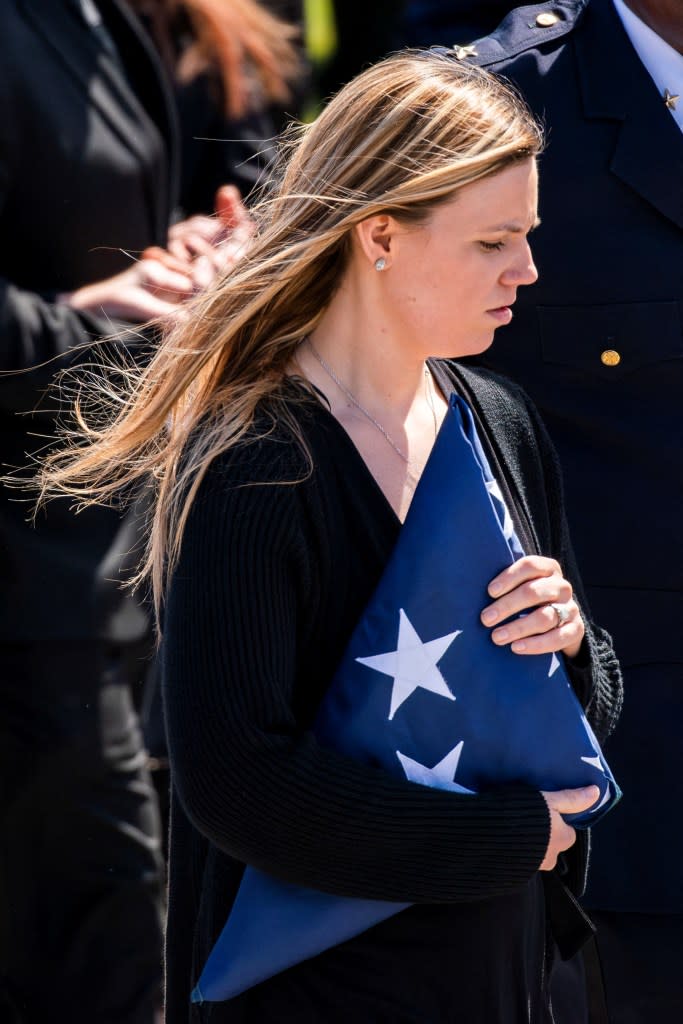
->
xmin=133 ymin=0 xmax=301 ymax=118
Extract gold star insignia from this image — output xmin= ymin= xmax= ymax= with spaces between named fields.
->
xmin=452 ymin=44 xmax=478 ymax=60
xmin=663 ymin=88 xmax=679 ymax=110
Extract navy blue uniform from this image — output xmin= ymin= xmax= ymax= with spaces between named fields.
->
xmin=449 ymin=1 xmax=683 ymax=1018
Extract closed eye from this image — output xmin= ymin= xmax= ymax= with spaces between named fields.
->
xmin=479 ymin=240 xmax=505 ymax=252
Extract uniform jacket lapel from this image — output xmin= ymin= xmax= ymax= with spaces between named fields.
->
xmin=575 ymin=0 xmax=683 ymax=230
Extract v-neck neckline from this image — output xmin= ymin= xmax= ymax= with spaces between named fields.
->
xmin=287 ymin=360 xmax=541 ymax=558
xmin=288 ymin=361 xmax=458 ymax=530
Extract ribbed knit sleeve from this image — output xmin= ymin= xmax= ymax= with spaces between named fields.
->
xmin=163 ymin=440 xmax=551 ymax=905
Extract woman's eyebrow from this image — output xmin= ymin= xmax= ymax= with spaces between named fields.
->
xmin=482 ymin=217 xmax=542 ymax=233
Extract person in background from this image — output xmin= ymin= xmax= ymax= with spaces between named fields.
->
xmin=452 ymin=1 xmax=682 ymax=1019
xmin=0 ymin=1 xmax=239 ymax=1021
xmin=38 ymin=50 xmax=621 ymax=1023
xmin=125 ymin=1 xmax=302 ymax=822
xmin=317 ymin=0 xmax=406 ymax=98
xmin=130 ymin=0 xmax=302 ymax=214
xmin=400 ymin=0 xmax=516 ymax=46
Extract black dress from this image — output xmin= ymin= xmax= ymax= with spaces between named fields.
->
xmin=161 ymin=362 xmax=622 ymax=1023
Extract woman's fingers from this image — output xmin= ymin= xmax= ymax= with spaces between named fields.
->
xmin=539 ymin=785 xmax=599 ymax=871
xmin=481 ymin=571 xmax=572 ymax=628
xmin=489 ymin=601 xmax=581 ymax=651
xmin=544 ymin=785 xmax=600 ymax=815
xmin=488 ymin=555 xmax=561 ymax=598
xmin=507 ymin=618 xmax=583 ymax=656
xmin=481 ymin=555 xmax=584 ymax=658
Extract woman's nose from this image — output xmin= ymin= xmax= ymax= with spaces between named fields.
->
xmin=503 ymin=244 xmax=538 ymax=287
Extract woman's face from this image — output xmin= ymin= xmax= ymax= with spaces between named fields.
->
xmin=381 ymin=158 xmax=540 ymax=360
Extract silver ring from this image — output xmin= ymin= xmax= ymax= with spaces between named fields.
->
xmin=549 ymin=602 xmax=571 ymax=628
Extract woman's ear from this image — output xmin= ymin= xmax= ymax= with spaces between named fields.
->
xmin=354 ymin=215 xmax=394 ymax=271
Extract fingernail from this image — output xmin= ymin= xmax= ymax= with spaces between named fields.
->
xmin=489 ymin=581 xmax=503 ymax=596
xmin=511 ymin=640 xmax=526 ymax=652
xmin=493 ymin=628 xmax=509 ymax=642
xmin=481 ymin=609 xmax=497 ymax=625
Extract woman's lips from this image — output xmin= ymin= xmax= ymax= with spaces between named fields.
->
xmin=487 ymin=306 xmax=513 ymax=324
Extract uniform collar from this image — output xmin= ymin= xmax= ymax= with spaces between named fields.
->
xmin=575 ymin=0 xmax=683 ymax=229
xmin=612 ymin=0 xmax=683 ymax=131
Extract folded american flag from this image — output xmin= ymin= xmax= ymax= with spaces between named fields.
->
xmin=192 ymin=393 xmax=619 ymax=1004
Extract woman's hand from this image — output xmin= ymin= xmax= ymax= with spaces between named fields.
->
xmin=539 ymin=785 xmax=600 ymax=870
xmin=480 ymin=555 xmax=585 ymax=659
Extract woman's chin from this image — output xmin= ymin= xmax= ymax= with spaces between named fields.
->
xmin=435 ymin=332 xmax=497 ymax=361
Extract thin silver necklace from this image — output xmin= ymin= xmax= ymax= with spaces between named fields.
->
xmin=306 ymin=338 xmax=438 ymax=465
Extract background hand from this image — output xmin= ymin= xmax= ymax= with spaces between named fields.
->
xmin=481 ymin=555 xmax=585 ymax=659
xmin=539 ymin=785 xmax=600 ymax=870
xmin=58 ymin=257 xmax=194 ymax=322
xmin=160 ymin=185 xmax=255 ymax=289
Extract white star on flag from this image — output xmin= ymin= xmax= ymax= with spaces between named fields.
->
xmin=593 ymin=788 xmax=611 ymax=811
xmin=580 ymin=712 xmax=606 ymax=775
xmin=397 ymin=741 xmax=474 ymax=794
xmin=485 ymin=479 xmax=514 ymax=541
xmin=356 ymin=608 xmax=461 ymax=720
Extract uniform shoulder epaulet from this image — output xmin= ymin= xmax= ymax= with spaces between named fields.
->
xmin=450 ymin=0 xmax=588 ymax=68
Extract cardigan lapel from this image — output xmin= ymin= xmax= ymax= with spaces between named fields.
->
xmin=575 ymin=0 xmax=683 ymax=231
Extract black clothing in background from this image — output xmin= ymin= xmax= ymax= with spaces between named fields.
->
xmin=468 ymin=0 xmax=683 ymax=1017
xmin=134 ymin=6 xmax=279 ymax=214
xmin=264 ymin=0 xmax=304 ymax=22
xmin=0 ymin=1 xmax=176 ymax=1019
xmin=0 ymin=640 xmax=163 ymax=1023
xmin=173 ymin=74 xmax=275 ymax=212
xmin=259 ymin=0 xmax=310 ymax=132
xmin=0 ymin=0 xmax=177 ymax=644
xmin=161 ymin=361 xmax=621 ymax=1022
xmin=469 ymin=0 xmax=683 ymax=916
xmin=401 ymin=1 xmax=518 ymax=46
xmin=317 ymin=1 xmax=406 ymax=99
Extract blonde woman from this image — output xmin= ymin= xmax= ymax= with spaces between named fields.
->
xmin=41 ymin=52 xmax=621 ymax=1022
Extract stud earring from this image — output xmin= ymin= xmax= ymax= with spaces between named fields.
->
xmin=374 ymin=257 xmax=387 ymax=271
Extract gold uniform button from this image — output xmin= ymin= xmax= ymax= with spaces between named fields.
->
xmin=536 ymin=12 xmax=560 ymax=27
xmin=601 ymin=349 xmax=621 ymax=367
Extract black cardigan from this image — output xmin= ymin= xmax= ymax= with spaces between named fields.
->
xmin=162 ymin=361 xmax=622 ymax=1021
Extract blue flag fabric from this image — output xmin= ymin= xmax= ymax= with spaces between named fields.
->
xmin=192 ymin=394 xmax=620 ymax=1004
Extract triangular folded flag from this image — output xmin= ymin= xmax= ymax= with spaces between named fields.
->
xmin=192 ymin=393 xmax=620 ymax=1003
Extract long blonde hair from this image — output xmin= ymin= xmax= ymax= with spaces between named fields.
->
xmin=38 ymin=50 xmax=543 ymax=616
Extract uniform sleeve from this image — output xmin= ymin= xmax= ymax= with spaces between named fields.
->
xmin=525 ymin=398 xmax=623 ymax=745
xmin=162 ymin=447 xmax=552 ymax=904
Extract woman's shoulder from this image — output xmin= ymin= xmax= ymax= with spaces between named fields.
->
xmin=195 ymin=382 xmax=331 ymax=501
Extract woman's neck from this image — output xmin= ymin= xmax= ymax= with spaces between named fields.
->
xmin=303 ymin=281 xmax=429 ymax=424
